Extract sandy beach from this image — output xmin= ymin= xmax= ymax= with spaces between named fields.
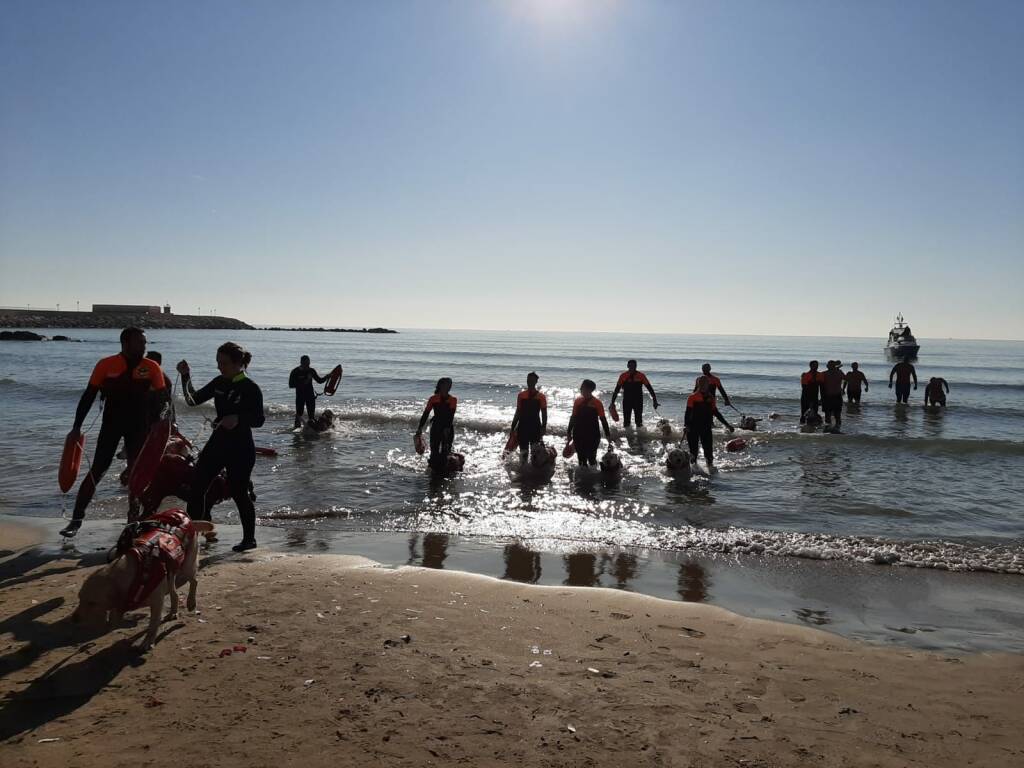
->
xmin=2 ymin=521 xmax=1022 ymax=768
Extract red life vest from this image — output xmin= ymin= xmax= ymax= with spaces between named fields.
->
xmin=115 ymin=509 xmax=196 ymax=611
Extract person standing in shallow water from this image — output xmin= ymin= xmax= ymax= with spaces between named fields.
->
xmin=610 ymin=360 xmax=659 ymax=428
xmin=177 ymin=342 xmax=264 ymax=552
xmin=510 ymin=372 xmax=547 ymax=459
xmin=799 ymin=361 xmax=823 ymax=423
xmin=695 ymin=363 xmax=731 ymax=407
xmin=844 ymin=362 xmax=868 ymax=404
xmin=567 ymin=379 xmax=611 ymax=466
xmin=821 ymin=361 xmax=846 ymax=431
xmin=889 ymin=359 xmax=918 ymax=404
xmin=417 ymin=378 xmax=457 ymax=471
xmin=289 ymin=355 xmax=326 ymax=428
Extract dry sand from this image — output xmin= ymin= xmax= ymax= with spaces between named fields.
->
xmin=1 ymin=525 xmax=1023 ymax=767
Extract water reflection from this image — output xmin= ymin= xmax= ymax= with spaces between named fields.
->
xmin=563 ymin=552 xmax=601 ymax=586
xmin=502 ymin=542 xmax=542 ymax=583
xmin=677 ymin=561 xmax=710 ymax=602
xmin=604 ymin=552 xmax=638 ymax=589
xmin=406 ymin=532 xmax=450 ymax=568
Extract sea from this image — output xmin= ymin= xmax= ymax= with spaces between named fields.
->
xmin=2 ymin=329 xmax=1023 ymax=649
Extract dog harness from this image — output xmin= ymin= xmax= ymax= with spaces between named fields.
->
xmin=115 ymin=509 xmax=196 ymax=611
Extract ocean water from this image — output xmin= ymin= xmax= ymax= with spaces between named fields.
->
xmin=1 ymin=328 xmax=1023 ymax=578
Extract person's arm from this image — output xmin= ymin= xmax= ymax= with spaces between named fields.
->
xmin=540 ymin=402 xmax=548 ymax=433
xmin=889 ymin=365 xmax=897 ymax=387
xmin=177 ymin=362 xmax=216 ymax=407
xmin=70 ymin=385 xmax=99 ymax=434
xmin=863 ymin=374 xmax=869 ymax=391
xmin=714 ymin=409 xmax=733 ymax=431
xmin=645 ymin=377 xmax=660 ymax=409
xmin=683 ymin=405 xmax=692 ymax=434
xmin=566 ymin=411 xmax=576 ymax=442
xmin=600 ymin=413 xmax=611 ymax=442
xmin=942 ymin=379 xmax=949 ymax=394
xmin=842 ymin=377 xmax=848 ymax=394
xmin=312 ymin=368 xmax=327 ymax=384
xmin=716 ymin=382 xmax=730 ymax=406
xmin=510 ymin=402 xmax=521 ymax=434
xmin=610 ymin=380 xmax=622 ymax=406
xmin=288 ymin=368 xmax=298 ymax=389
xmin=241 ymin=382 xmax=265 ymax=429
xmin=416 ymin=400 xmax=433 ymax=435
xmin=911 ymin=366 xmax=918 ymax=389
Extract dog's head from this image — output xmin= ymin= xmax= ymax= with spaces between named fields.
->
xmin=530 ymin=443 xmax=554 ymax=469
xmin=740 ymin=417 xmax=757 ymax=431
xmin=657 ymin=419 xmax=673 ymax=438
xmin=446 ymin=453 xmax=465 ymax=472
xmin=666 ymin=448 xmax=691 ymax=472
xmin=600 ymin=451 xmax=622 ymax=473
xmin=71 ymin=566 xmax=122 ymax=629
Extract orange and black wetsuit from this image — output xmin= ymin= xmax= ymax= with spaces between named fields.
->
xmin=184 ymin=372 xmax=265 ymax=544
xmin=800 ymin=370 xmax=823 ymax=422
xmin=70 ymin=354 xmax=168 ymax=522
xmin=418 ymin=394 xmax=458 ymax=468
xmin=614 ymin=370 xmax=653 ymax=427
xmin=568 ymin=395 xmax=607 ymax=466
xmin=684 ymin=391 xmax=729 ymax=464
xmin=512 ymin=389 xmax=547 ymax=448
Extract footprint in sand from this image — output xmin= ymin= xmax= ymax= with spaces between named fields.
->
xmin=794 ymin=608 xmax=831 ymax=626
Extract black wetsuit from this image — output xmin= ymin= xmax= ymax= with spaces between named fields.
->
xmin=684 ymin=393 xmax=717 ymax=464
xmin=799 ymin=372 xmax=822 ymax=423
xmin=515 ymin=390 xmax=546 ymax=447
xmin=289 ymin=365 xmax=322 ymax=422
xmin=186 ymin=373 xmax=264 ymax=543
xmin=421 ymin=395 xmax=457 ymax=469
xmin=570 ymin=397 xmax=604 ymax=466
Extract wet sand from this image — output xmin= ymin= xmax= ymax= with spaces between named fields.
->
xmin=2 ymin=520 xmax=1023 ymax=767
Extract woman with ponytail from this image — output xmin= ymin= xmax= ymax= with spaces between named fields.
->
xmin=177 ymin=342 xmax=264 ymax=552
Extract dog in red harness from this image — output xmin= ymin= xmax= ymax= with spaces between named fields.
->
xmin=71 ymin=509 xmax=214 ymax=651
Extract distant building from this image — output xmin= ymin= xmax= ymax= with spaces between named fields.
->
xmin=163 ymin=304 xmax=172 ymax=314
xmin=92 ymin=304 xmax=162 ymax=315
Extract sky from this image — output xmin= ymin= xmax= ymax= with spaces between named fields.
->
xmin=1 ymin=0 xmax=1022 ymax=339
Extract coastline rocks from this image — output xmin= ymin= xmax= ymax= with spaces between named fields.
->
xmin=0 ymin=330 xmax=46 ymax=341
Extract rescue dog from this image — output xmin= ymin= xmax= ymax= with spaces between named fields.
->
xmin=71 ymin=509 xmax=213 ymax=651
xmin=519 ymin=442 xmax=557 ymax=482
xmin=739 ymin=416 xmax=759 ymax=431
xmin=666 ymin=447 xmax=692 ymax=479
xmin=656 ymin=418 xmax=674 ymax=438
xmin=599 ymin=449 xmax=623 ymax=475
xmin=800 ymin=409 xmax=823 ymax=433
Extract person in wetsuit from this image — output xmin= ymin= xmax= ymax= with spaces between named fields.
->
xmin=799 ymin=361 xmax=823 ymax=423
xmin=567 ymin=379 xmax=612 ymax=466
xmin=177 ymin=342 xmax=264 ymax=552
xmin=694 ymin=363 xmax=731 ymax=407
xmin=510 ymin=372 xmax=548 ymax=458
xmin=821 ymin=360 xmax=846 ymax=431
xmin=289 ymin=355 xmax=326 ymax=428
xmin=60 ymin=327 xmax=168 ymax=537
xmin=417 ymin=378 xmax=457 ymax=471
xmin=610 ymin=360 xmax=659 ymax=428
xmin=844 ymin=362 xmax=868 ymax=404
xmin=924 ymin=377 xmax=950 ymax=407
xmin=889 ymin=359 xmax=918 ymax=404
xmin=683 ymin=383 xmax=733 ymax=470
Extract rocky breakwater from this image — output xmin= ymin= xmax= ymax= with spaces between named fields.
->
xmin=0 ymin=309 xmax=253 ymax=331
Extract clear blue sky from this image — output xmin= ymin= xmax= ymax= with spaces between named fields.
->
xmin=2 ymin=1 xmax=1022 ymax=338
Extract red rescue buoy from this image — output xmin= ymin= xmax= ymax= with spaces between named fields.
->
xmin=255 ymin=446 xmax=278 ymax=458
xmin=609 ymin=403 xmax=620 ymax=422
xmin=129 ymin=418 xmax=172 ymax=497
xmin=58 ymin=432 xmax=86 ymax=493
xmin=726 ymin=438 xmax=747 ymax=453
xmin=323 ymin=365 xmax=343 ymax=396
xmin=562 ymin=441 xmax=576 ymax=458
xmin=414 ymin=433 xmax=426 ymax=455
xmin=504 ymin=433 xmax=519 ymax=453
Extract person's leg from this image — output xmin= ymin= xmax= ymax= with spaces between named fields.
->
xmin=633 ymin=401 xmax=644 ymax=429
xmin=800 ymin=391 xmax=810 ymax=423
xmin=832 ymin=399 xmax=842 ymax=430
xmin=700 ymin=429 xmax=714 ymax=466
xmin=304 ymin=392 xmax=316 ymax=422
xmin=187 ymin=442 xmax=228 ymax=523
xmin=226 ymin=446 xmax=257 ymax=549
xmin=294 ymin=393 xmax=304 ymax=428
xmin=622 ymin=402 xmax=633 ymax=428
xmin=64 ymin=425 xmax=122 ymax=533
xmin=686 ymin=431 xmax=700 ymax=461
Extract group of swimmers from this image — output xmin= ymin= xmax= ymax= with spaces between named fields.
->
xmin=59 ymin=327 xmax=954 ymax=551
xmin=799 ymin=358 xmax=950 ymax=432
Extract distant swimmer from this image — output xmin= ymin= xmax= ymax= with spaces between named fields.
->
xmin=289 ymin=356 xmax=327 ymax=429
xmin=417 ymin=378 xmax=458 ymax=471
xmin=567 ymin=379 xmax=612 ymax=467
xmin=924 ymin=377 xmax=950 ymax=407
xmin=889 ymin=359 xmax=918 ymax=404
xmin=799 ymin=361 xmax=823 ymax=423
xmin=844 ymin=362 xmax=868 ymax=404
xmin=60 ymin=327 xmax=168 ymax=538
xmin=178 ymin=342 xmax=265 ymax=552
xmin=821 ymin=361 xmax=846 ymax=432
xmin=694 ymin=363 xmax=731 ymax=407
xmin=510 ymin=372 xmax=548 ymax=459
xmin=610 ymin=360 xmax=659 ymax=428
xmin=684 ymin=382 xmax=733 ymax=471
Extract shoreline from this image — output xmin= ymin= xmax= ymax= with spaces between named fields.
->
xmin=5 ymin=516 xmax=1024 ymax=654
xmin=1 ymin=527 xmax=1022 ymax=766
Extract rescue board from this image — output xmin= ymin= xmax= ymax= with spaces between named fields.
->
xmin=323 ymin=365 xmax=343 ymax=396
xmin=726 ymin=438 xmax=747 ymax=452
xmin=504 ymin=433 xmax=519 ymax=453
xmin=609 ymin=403 xmax=620 ymax=422
xmin=255 ymin=446 xmax=278 ymax=457
xmin=129 ymin=418 xmax=172 ymax=497
xmin=562 ymin=441 xmax=576 ymax=458
xmin=414 ymin=432 xmax=426 ymax=455
xmin=58 ymin=433 xmax=86 ymax=493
